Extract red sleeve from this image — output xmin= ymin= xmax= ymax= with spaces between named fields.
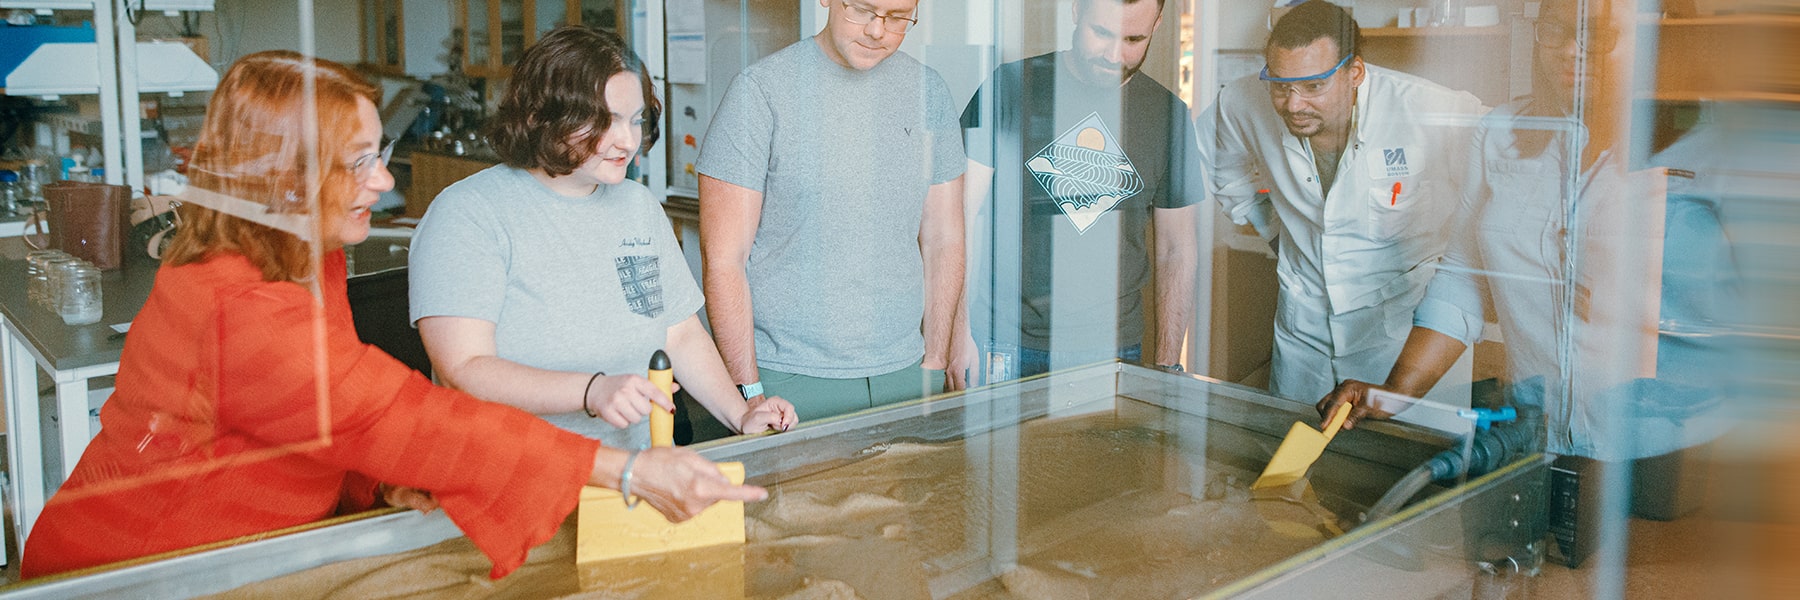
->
xmin=213 ymin=281 xmax=601 ymax=579
xmin=337 ymin=471 xmax=382 ymax=514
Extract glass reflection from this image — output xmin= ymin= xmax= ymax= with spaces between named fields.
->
xmin=963 ymin=0 xmax=1201 ymax=385
xmin=15 ymin=47 xmax=757 ymax=587
xmin=11 ymin=0 xmax=1798 ymax=596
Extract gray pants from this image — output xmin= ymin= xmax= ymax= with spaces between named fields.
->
xmin=760 ymin=360 xmax=946 ymax=422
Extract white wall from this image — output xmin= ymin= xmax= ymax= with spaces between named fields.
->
xmin=403 ymin=0 xmax=455 ymax=77
xmin=213 ymin=0 xmax=363 ymax=67
xmin=1215 ymin=0 xmax=1274 ymax=51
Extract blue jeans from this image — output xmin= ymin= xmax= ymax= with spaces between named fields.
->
xmin=984 ymin=342 xmax=1142 ymax=384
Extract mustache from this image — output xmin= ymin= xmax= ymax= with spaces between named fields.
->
xmin=1086 ymin=57 xmax=1140 ymax=82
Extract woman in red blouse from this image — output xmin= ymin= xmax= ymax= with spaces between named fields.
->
xmin=20 ymin=51 xmax=765 ymax=580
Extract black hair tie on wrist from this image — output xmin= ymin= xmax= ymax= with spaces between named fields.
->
xmin=582 ymin=371 xmax=607 ymax=418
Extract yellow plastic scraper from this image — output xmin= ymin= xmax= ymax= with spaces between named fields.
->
xmin=576 ymin=350 xmax=748 ymax=564
xmin=1252 ymin=401 xmax=1353 ymax=491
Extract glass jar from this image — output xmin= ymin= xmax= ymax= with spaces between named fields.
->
xmin=0 ymin=169 xmax=18 ymax=216
xmin=38 ymin=255 xmax=77 ymax=310
xmin=26 ymin=250 xmax=70 ymax=307
xmin=1428 ymin=0 xmax=1463 ymax=27
xmin=57 ymin=262 xmax=103 ymax=325
xmin=19 ymin=160 xmax=47 ymax=206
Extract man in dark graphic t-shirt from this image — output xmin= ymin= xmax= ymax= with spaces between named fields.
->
xmin=955 ymin=0 xmax=1205 ymax=385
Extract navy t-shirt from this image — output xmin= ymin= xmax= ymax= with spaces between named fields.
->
xmin=962 ymin=51 xmax=1206 ymax=351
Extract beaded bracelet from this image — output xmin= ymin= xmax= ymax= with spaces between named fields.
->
xmin=581 ymin=371 xmax=607 ymax=418
xmin=620 ymin=449 xmax=643 ymax=509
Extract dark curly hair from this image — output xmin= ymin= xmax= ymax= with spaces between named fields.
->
xmin=486 ymin=25 xmax=662 ymax=176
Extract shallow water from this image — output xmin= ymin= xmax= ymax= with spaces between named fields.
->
xmin=212 ymin=411 xmax=1348 ymax=599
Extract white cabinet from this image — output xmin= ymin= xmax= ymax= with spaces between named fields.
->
xmin=0 ymin=1 xmax=95 ymax=10
xmin=143 ymin=0 xmax=214 ymax=9
xmin=1 ymin=1 xmax=127 ymax=186
xmin=130 ymin=40 xmax=216 ymax=94
xmin=2 ymin=41 xmax=102 ymax=96
xmin=0 ymin=1 xmax=217 ymax=188
xmin=117 ymin=1 xmax=217 ymax=188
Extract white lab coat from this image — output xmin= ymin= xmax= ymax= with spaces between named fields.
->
xmin=1418 ymin=100 xmax=1732 ymax=459
xmin=1205 ymin=65 xmax=1486 ymax=404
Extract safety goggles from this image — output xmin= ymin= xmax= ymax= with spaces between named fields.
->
xmin=1260 ymin=52 xmax=1353 ymax=99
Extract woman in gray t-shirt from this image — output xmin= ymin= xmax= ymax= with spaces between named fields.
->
xmin=409 ymin=26 xmax=796 ymax=449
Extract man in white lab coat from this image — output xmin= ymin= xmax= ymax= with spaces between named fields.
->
xmin=1204 ymin=0 xmax=1485 ymax=403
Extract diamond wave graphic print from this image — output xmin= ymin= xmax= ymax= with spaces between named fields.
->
xmin=1025 ymin=112 xmax=1143 ymax=234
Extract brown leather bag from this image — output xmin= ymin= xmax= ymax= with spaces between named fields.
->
xmin=24 ymin=181 xmax=132 ymax=270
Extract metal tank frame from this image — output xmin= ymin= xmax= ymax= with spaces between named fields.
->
xmin=0 ymin=362 xmax=1548 ymax=599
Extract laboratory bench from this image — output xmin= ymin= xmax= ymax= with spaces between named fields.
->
xmin=0 ymin=230 xmax=421 ymax=566
xmin=403 ymin=145 xmax=501 ymax=219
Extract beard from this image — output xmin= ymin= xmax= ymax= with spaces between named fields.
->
xmin=1280 ymin=110 xmax=1325 ymax=138
xmin=1081 ymin=55 xmax=1143 ymax=85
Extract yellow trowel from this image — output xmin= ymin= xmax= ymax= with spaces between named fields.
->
xmin=576 ymin=350 xmax=748 ymax=564
xmin=1252 ymin=401 xmax=1353 ymax=491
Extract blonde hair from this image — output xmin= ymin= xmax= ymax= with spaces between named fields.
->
xmin=164 ymin=51 xmax=379 ymax=282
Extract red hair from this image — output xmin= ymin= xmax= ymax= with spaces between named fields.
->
xmin=164 ymin=51 xmax=379 ymax=282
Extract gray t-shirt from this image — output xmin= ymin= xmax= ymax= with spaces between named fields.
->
xmin=697 ymin=40 xmax=965 ymax=378
xmin=408 ymin=165 xmax=703 ymax=448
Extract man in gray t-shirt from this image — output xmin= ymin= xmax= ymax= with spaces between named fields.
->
xmin=697 ymin=0 xmax=966 ymax=420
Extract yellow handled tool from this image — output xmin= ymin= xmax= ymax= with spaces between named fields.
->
xmin=577 ymin=350 xmax=748 ymax=565
xmin=648 ymin=349 xmax=674 ymax=448
xmin=1252 ymin=401 xmax=1353 ymax=491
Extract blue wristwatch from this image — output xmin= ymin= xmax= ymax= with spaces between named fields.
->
xmin=736 ymin=381 xmax=764 ymax=400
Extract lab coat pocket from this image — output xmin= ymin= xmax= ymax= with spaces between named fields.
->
xmin=1367 ymin=179 xmax=1425 ymax=242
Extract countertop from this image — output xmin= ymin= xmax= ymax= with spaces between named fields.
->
xmin=0 ymin=231 xmax=414 ymax=372
xmin=399 ymin=143 xmax=502 ymax=165
xmin=0 ymin=237 xmax=159 ymax=371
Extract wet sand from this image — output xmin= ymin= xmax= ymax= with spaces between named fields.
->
xmin=209 ymin=412 xmax=1347 ymax=599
